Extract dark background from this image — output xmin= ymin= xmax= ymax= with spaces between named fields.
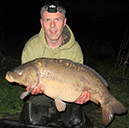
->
xmin=1 ymin=0 xmax=129 ymax=57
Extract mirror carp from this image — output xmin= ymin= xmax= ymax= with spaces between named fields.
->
xmin=5 ymin=58 xmax=127 ymax=126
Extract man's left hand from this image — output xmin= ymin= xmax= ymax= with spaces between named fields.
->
xmin=75 ymin=91 xmax=90 ymax=104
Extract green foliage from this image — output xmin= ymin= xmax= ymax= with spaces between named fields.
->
xmin=0 ymin=74 xmax=25 ymax=118
xmin=94 ymin=63 xmax=129 ymax=127
xmin=84 ymin=64 xmax=129 ymax=128
xmin=107 ymin=67 xmax=129 ymax=128
xmin=0 ymin=49 xmax=24 ymax=118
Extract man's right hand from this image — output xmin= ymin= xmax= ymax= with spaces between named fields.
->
xmin=26 ymin=85 xmax=44 ymax=95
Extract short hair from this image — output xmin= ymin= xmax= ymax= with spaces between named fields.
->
xmin=40 ymin=0 xmax=66 ymax=17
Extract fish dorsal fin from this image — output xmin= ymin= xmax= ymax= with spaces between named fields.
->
xmin=54 ymin=99 xmax=66 ymax=112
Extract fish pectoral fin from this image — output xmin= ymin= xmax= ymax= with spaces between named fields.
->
xmin=20 ymin=91 xmax=30 ymax=99
xmin=54 ymin=99 xmax=66 ymax=112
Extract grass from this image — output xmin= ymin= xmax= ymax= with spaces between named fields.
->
xmin=0 ymin=76 xmax=25 ymax=118
xmin=0 ymin=50 xmax=25 ymax=119
xmin=107 ymin=68 xmax=129 ymax=128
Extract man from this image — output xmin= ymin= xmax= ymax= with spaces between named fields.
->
xmin=20 ymin=0 xmax=90 ymax=127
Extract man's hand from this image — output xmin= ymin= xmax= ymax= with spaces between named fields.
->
xmin=75 ymin=91 xmax=90 ymax=104
xmin=26 ymin=85 xmax=44 ymax=95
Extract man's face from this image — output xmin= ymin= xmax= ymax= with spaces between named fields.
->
xmin=40 ymin=11 xmax=66 ymax=42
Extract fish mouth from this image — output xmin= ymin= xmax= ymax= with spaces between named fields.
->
xmin=5 ymin=72 xmax=14 ymax=83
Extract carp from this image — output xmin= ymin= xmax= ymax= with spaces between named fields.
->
xmin=5 ymin=58 xmax=126 ymax=126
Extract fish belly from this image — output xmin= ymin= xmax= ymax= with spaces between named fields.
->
xmin=43 ymin=79 xmax=83 ymax=102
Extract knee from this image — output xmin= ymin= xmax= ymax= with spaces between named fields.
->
xmin=61 ymin=104 xmax=86 ymax=127
xmin=68 ymin=115 xmax=83 ymax=127
xmin=20 ymin=100 xmax=58 ymax=126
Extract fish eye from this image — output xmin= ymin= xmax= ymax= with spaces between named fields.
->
xmin=18 ymin=71 xmax=23 ymax=76
xmin=15 ymin=70 xmax=23 ymax=76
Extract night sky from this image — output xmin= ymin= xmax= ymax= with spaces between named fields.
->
xmin=1 ymin=0 xmax=129 ymax=49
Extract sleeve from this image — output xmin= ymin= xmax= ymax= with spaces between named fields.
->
xmin=21 ymin=34 xmax=43 ymax=64
xmin=21 ymin=41 xmax=37 ymax=64
xmin=71 ymin=41 xmax=84 ymax=64
xmin=21 ymin=45 xmax=32 ymax=64
xmin=73 ymin=52 xmax=83 ymax=64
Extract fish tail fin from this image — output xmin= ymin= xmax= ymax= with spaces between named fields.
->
xmin=102 ymin=96 xmax=127 ymax=126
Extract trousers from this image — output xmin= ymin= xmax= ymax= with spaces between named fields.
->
xmin=20 ymin=95 xmax=92 ymax=128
